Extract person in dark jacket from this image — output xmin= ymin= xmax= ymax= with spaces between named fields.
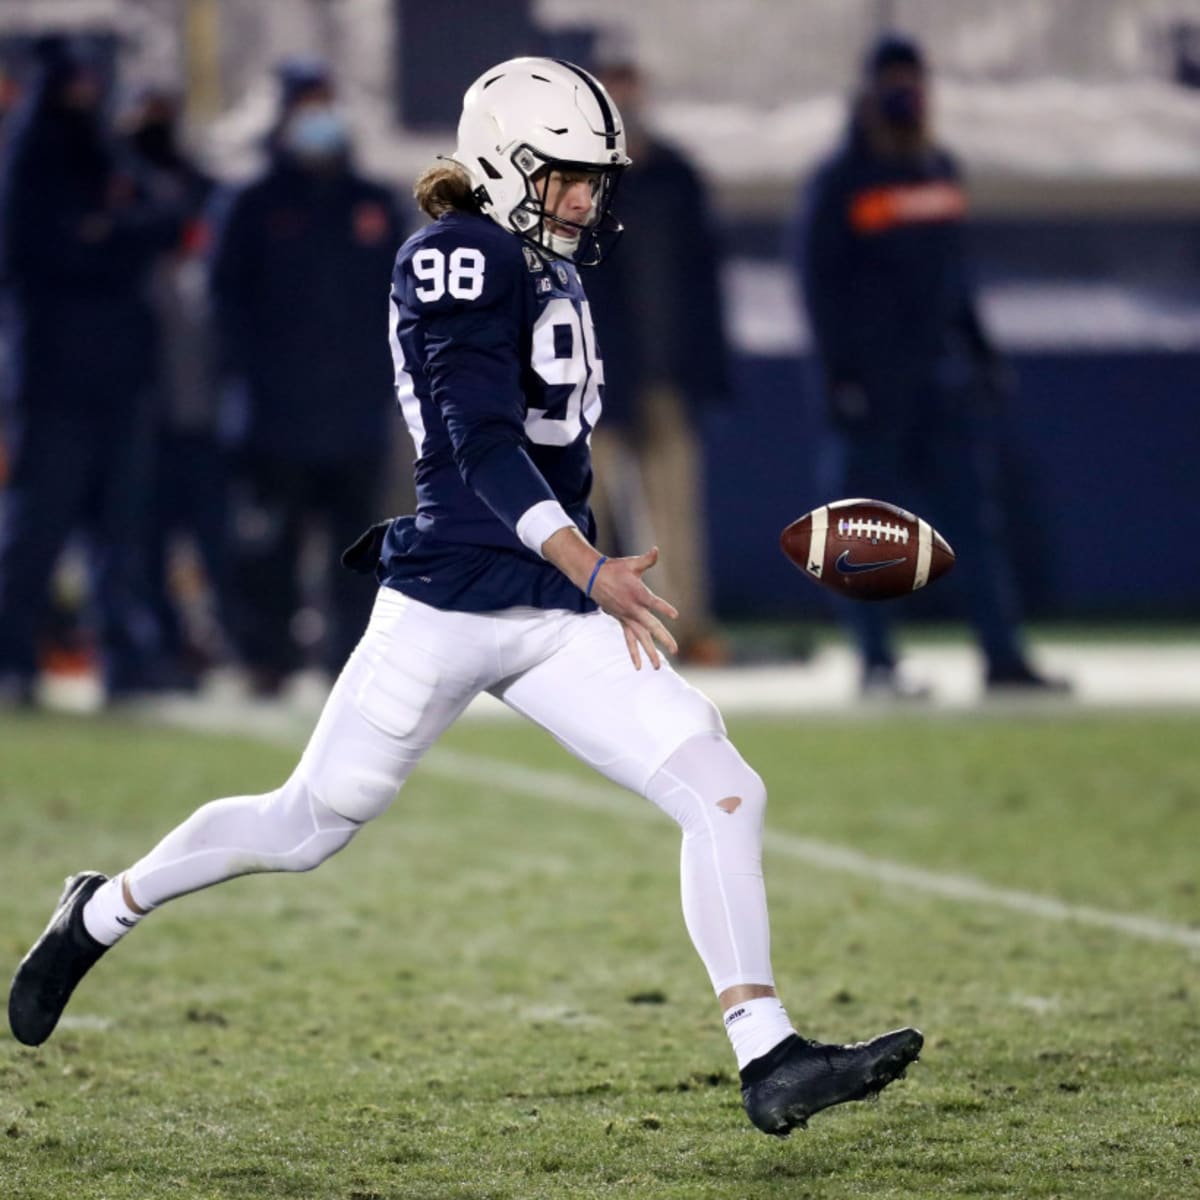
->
xmin=0 ymin=35 xmax=180 ymax=706
xmin=791 ymin=33 xmax=1068 ymax=698
xmin=123 ymin=85 xmax=232 ymax=688
xmin=209 ymin=59 xmax=404 ymax=696
xmin=586 ymin=47 xmax=733 ymax=665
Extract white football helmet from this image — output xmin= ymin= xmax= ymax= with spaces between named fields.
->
xmin=452 ymin=56 xmax=631 ymax=266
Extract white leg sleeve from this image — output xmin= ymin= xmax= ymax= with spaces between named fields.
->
xmin=644 ymin=731 xmax=774 ymax=995
xmin=125 ymin=774 xmax=360 ymax=910
xmin=124 ymin=589 xmax=492 ymax=911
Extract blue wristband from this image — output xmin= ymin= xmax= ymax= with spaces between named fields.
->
xmin=585 ymin=556 xmax=608 ymax=597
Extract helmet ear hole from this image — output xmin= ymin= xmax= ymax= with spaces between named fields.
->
xmin=477 ymin=157 xmax=503 ymax=180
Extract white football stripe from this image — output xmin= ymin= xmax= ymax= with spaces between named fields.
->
xmin=914 ymin=518 xmax=932 ymax=590
xmin=807 ymin=506 xmax=828 ymax=578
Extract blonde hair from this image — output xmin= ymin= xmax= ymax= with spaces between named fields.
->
xmin=413 ymin=159 xmax=480 ymax=218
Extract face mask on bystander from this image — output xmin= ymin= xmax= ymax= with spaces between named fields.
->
xmin=283 ymin=106 xmax=348 ymax=162
xmin=878 ymin=84 xmax=924 ymax=130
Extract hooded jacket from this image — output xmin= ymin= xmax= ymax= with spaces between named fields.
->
xmin=207 ymin=144 xmax=404 ymax=462
xmin=791 ymin=112 xmax=992 ymax=396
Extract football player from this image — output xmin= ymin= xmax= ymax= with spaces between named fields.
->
xmin=9 ymin=57 xmax=920 ymax=1136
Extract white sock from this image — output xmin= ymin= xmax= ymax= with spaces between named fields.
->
xmin=724 ymin=996 xmax=797 ymax=1070
xmin=82 ymin=874 xmax=148 ymax=947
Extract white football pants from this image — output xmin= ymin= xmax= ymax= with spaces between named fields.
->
xmin=126 ymin=588 xmax=775 ymax=994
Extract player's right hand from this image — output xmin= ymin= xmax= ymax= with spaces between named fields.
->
xmin=588 ymin=546 xmax=679 ymax=671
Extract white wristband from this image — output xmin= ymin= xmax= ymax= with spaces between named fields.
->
xmin=515 ymin=499 xmax=575 ymax=557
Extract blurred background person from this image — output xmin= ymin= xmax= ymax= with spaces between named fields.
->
xmin=0 ymin=60 xmax=19 ymax=496
xmin=0 ymin=34 xmax=181 ymax=706
xmin=586 ymin=36 xmax=733 ymax=667
xmin=0 ymin=2 xmax=1192 ymax=710
xmin=209 ymin=57 xmax=404 ymax=699
xmin=791 ymin=32 xmax=1069 ymax=699
xmin=122 ymin=85 xmax=232 ymax=691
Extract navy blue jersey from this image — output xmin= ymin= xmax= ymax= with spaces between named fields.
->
xmin=377 ymin=211 xmax=604 ymax=612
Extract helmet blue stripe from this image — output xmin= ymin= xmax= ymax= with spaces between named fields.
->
xmin=554 ymin=59 xmax=617 ymax=150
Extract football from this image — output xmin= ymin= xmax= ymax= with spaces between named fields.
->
xmin=780 ymin=498 xmax=955 ymax=601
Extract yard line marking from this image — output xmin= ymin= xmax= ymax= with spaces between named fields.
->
xmin=146 ymin=701 xmax=1200 ymax=952
xmin=426 ymin=749 xmax=1200 ymax=952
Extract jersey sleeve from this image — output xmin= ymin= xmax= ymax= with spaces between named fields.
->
xmin=398 ymin=226 xmax=572 ymax=553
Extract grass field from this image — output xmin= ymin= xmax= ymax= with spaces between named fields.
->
xmin=1 ymin=708 xmax=1198 ymax=1199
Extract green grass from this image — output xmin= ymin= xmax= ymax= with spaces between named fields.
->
xmin=1 ymin=710 xmax=1198 ymax=1199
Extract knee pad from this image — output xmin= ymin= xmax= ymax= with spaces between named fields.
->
xmin=260 ymin=775 xmax=361 ymax=873
xmin=296 ymin=755 xmax=407 ymax=825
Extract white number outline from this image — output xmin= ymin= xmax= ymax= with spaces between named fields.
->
xmin=525 ymin=298 xmax=602 ymax=446
xmin=412 ymin=249 xmax=443 ymax=302
xmin=448 ymin=247 xmax=484 ymax=300
xmin=410 ymin=246 xmax=486 ymax=303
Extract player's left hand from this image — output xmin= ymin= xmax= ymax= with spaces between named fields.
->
xmin=588 ymin=547 xmax=679 ymax=670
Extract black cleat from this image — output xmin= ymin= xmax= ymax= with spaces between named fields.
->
xmin=9 ymin=872 xmax=110 ymax=1046
xmin=741 ymin=1026 xmax=923 ymax=1137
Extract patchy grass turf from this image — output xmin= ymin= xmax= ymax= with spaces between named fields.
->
xmin=1 ymin=709 xmax=1198 ymax=1199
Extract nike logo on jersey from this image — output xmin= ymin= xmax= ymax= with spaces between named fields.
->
xmin=835 ymin=551 xmax=908 ymax=574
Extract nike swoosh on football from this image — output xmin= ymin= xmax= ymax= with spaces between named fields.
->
xmin=835 ymin=551 xmax=909 ymax=575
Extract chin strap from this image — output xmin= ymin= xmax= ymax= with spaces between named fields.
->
xmin=546 ymin=230 xmax=580 ymax=258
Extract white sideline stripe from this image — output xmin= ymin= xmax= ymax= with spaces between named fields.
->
xmin=145 ymin=700 xmax=1200 ymax=952
xmin=427 ymin=749 xmax=1200 ymax=952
